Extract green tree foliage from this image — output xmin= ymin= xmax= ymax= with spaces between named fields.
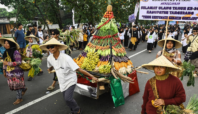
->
xmin=1 ymin=0 xmax=153 ymax=27
xmin=61 ymin=0 xmax=137 ymax=25
xmin=0 ymin=8 xmax=9 ymax=17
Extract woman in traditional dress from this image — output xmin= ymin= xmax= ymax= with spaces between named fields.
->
xmin=124 ymin=27 xmax=130 ymax=47
xmin=186 ymin=27 xmax=198 ymax=77
xmin=156 ymin=37 xmax=183 ymax=78
xmin=141 ymin=56 xmax=186 ymax=114
xmin=147 ymin=29 xmax=156 ymax=53
xmin=1 ymin=38 xmax=27 ymax=105
xmin=23 ymin=35 xmax=43 ymax=81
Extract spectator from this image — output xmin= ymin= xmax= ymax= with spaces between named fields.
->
xmin=32 ymin=24 xmax=38 ymax=37
xmin=51 ymin=30 xmax=55 ymax=38
xmin=181 ymin=32 xmax=188 ymax=54
xmin=38 ymin=26 xmax=44 ymax=44
xmin=83 ymin=29 xmax=88 ymax=48
xmin=15 ymin=23 xmax=26 ymax=53
xmin=26 ymin=25 xmax=33 ymax=36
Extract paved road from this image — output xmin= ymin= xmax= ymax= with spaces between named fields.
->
xmin=1 ymin=39 xmax=198 ymax=114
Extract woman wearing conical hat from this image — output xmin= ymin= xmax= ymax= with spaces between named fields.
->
xmin=141 ymin=56 xmax=186 ymax=114
xmin=156 ymin=37 xmax=183 ymax=78
xmin=23 ymin=34 xmax=43 ymax=81
xmin=0 ymin=38 xmax=27 ymax=105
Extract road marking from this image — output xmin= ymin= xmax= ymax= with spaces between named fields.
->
xmin=5 ymin=89 xmax=60 ymax=114
xmin=5 ymin=49 xmax=147 ymax=114
xmin=128 ymin=49 xmax=147 ymax=58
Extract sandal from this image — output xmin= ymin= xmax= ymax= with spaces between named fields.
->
xmin=13 ymin=99 xmax=23 ymax=105
xmin=27 ymin=77 xmax=33 ymax=81
xmin=22 ymin=88 xmax=27 ymax=96
xmin=47 ymin=86 xmax=55 ymax=91
xmin=37 ymin=71 xmax=44 ymax=76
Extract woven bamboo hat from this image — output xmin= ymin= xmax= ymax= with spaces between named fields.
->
xmin=25 ymin=34 xmax=39 ymax=41
xmin=142 ymin=55 xmax=180 ymax=72
xmin=0 ymin=38 xmax=20 ymax=49
xmin=40 ymin=38 xmax=68 ymax=51
xmin=158 ymin=37 xmax=182 ymax=49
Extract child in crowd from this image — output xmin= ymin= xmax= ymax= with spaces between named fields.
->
xmin=181 ymin=32 xmax=188 ymax=54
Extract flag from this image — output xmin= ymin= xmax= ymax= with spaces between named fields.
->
xmin=129 ymin=14 xmax=136 ymax=22
xmin=128 ymin=2 xmax=140 ymax=22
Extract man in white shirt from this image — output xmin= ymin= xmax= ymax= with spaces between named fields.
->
xmin=40 ymin=38 xmax=98 ymax=114
xmin=47 ymin=30 xmax=67 ymax=91
xmin=181 ymin=32 xmax=188 ymax=54
xmin=38 ymin=26 xmax=43 ymax=44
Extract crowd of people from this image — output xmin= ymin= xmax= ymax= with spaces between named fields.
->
xmin=0 ymin=21 xmax=198 ymax=114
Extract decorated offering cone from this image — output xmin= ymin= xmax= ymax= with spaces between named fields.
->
xmin=74 ymin=5 xmax=133 ymax=78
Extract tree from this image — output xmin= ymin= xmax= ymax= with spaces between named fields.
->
xmin=0 ymin=8 xmax=9 ymax=17
xmin=0 ymin=0 xmax=65 ymax=30
xmin=61 ymin=0 xmax=137 ymax=25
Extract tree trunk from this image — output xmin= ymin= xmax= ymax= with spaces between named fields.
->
xmin=53 ymin=0 xmax=63 ymax=29
xmin=34 ymin=0 xmax=50 ymax=35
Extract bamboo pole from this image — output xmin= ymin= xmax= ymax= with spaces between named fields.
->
xmin=162 ymin=18 xmax=169 ymax=55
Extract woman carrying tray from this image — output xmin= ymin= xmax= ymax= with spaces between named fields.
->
xmin=23 ymin=34 xmax=43 ymax=81
xmin=40 ymin=38 xmax=98 ymax=114
xmin=141 ymin=56 xmax=186 ymax=114
xmin=156 ymin=37 xmax=183 ymax=78
xmin=1 ymin=38 xmax=27 ymax=105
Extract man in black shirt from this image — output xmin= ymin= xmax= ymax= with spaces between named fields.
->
xmin=128 ymin=25 xmax=138 ymax=51
xmin=26 ymin=25 xmax=33 ymax=36
xmin=158 ymin=26 xmax=164 ymax=40
xmin=32 ymin=24 xmax=39 ymax=37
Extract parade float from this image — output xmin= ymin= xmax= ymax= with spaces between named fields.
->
xmin=72 ymin=5 xmax=142 ymax=107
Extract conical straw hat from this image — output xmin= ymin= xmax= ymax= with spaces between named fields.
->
xmin=0 ymin=38 xmax=20 ymax=49
xmin=158 ymin=37 xmax=182 ymax=49
xmin=142 ymin=55 xmax=180 ymax=72
xmin=40 ymin=38 xmax=68 ymax=51
xmin=25 ymin=34 xmax=39 ymax=41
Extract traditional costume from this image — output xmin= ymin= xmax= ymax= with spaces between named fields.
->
xmin=141 ymin=56 xmax=186 ymax=114
xmin=23 ymin=35 xmax=43 ymax=81
xmin=147 ymin=31 xmax=156 ymax=53
xmin=157 ymin=37 xmax=183 ymax=78
xmin=128 ymin=25 xmax=138 ymax=51
xmin=186 ymin=27 xmax=198 ymax=77
xmin=0 ymin=38 xmax=27 ymax=104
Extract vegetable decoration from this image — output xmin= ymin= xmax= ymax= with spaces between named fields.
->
xmin=59 ymin=29 xmax=81 ymax=54
xmin=185 ymin=94 xmax=198 ymax=113
xmin=162 ymin=95 xmax=198 ymax=114
xmin=181 ymin=61 xmax=195 ymax=87
xmin=73 ymin=5 xmax=134 ymax=83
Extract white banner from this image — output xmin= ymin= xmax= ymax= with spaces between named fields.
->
xmin=139 ymin=0 xmax=198 ymax=21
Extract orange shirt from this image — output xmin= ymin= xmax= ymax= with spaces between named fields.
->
xmin=83 ymin=34 xmax=88 ymax=41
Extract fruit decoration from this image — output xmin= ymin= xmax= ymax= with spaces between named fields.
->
xmin=74 ymin=4 xmax=134 ymax=80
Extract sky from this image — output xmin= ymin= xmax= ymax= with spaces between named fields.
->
xmin=0 ymin=4 xmax=13 ymax=12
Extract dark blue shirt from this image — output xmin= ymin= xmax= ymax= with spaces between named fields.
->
xmin=15 ymin=29 xmax=25 ymax=43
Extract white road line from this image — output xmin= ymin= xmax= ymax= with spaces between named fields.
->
xmin=128 ymin=49 xmax=147 ymax=58
xmin=5 ymin=89 xmax=60 ymax=114
xmin=5 ymin=49 xmax=146 ymax=114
